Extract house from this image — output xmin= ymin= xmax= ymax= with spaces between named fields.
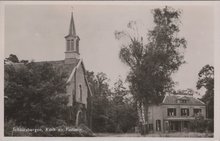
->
xmin=147 ymin=93 xmax=206 ymax=133
xmin=4 ymin=12 xmax=93 ymax=128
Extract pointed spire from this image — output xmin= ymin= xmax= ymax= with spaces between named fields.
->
xmin=65 ymin=10 xmax=80 ymax=63
xmin=68 ymin=12 xmax=76 ymax=36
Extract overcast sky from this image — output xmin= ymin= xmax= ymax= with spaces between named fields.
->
xmin=4 ymin=4 xmax=214 ymax=93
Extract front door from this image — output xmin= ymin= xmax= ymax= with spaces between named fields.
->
xmin=169 ymin=121 xmax=181 ymax=132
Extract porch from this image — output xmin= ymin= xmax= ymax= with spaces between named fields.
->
xmin=164 ymin=118 xmax=194 ymax=132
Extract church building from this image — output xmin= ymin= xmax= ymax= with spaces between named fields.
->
xmin=5 ymin=12 xmax=93 ymax=128
xmin=62 ymin=12 xmax=93 ymax=128
xmin=39 ymin=12 xmax=93 ymax=127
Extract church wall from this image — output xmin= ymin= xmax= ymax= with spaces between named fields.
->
xmin=75 ymin=63 xmax=88 ymax=107
xmin=66 ymin=77 xmax=75 ymax=107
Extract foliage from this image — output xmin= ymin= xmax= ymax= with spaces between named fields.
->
xmin=86 ymin=71 xmax=111 ymax=132
xmin=196 ymin=65 xmax=214 ymax=120
xmin=115 ymin=7 xmax=186 ymax=133
xmin=173 ymin=88 xmax=200 ymax=96
xmin=206 ymin=119 xmax=214 ymax=132
xmin=189 ymin=114 xmax=208 ymax=133
xmin=115 ymin=6 xmax=186 ymax=104
xmin=4 ymin=120 xmax=18 ymax=136
xmin=86 ymin=71 xmax=137 ymax=133
xmin=107 ymin=79 xmax=138 ymax=133
xmin=4 ymin=61 xmax=69 ymax=128
xmin=196 ymin=64 xmax=214 ymax=132
xmin=5 ymin=54 xmax=19 ymax=63
xmin=6 ymin=124 xmax=94 ymax=137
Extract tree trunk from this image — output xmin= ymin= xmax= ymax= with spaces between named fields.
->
xmin=137 ymin=100 xmax=147 ymax=135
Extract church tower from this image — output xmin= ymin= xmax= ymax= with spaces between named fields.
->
xmin=65 ymin=12 xmax=80 ymax=64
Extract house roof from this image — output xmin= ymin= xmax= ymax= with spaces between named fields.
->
xmin=162 ymin=94 xmax=205 ymax=105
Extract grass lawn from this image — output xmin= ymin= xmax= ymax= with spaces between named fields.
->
xmin=95 ymin=132 xmax=213 ymax=137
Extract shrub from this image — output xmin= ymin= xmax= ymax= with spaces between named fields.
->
xmin=189 ymin=115 xmax=211 ymax=133
xmin=5 ymin=124 xmax=94 ymax=137
xmin=4 ymin=120 xmax=16 ymax=136
xmin=207 ymin=119 xmax=214 ymax=132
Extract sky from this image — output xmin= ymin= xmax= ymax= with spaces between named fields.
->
xmin=4 ymin=4 xmax=214 ymax=94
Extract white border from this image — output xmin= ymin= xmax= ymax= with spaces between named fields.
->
xmin=0 ymin=1 xmax=220 ymax=141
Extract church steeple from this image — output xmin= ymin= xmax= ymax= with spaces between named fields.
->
xmin=65 ymin=12 xmax=80 ymax=64
xmin=69 ymin=12 xmax=76 ymax=36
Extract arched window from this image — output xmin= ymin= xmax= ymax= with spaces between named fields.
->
xmin=72 ymin=89 xmax=76 ymax=102
xmin=79 ymin=85 xmax=82 ymax=102
xmin=67 ymin=40 xmax=71 ymax=51
xmin=76 ymin=39 xmax=79 ymax=52
xmin=71 ymin=39 xmax=74 ymax=51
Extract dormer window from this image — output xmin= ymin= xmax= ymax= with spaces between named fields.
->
xmin=177 ymin=98 xmax=188 ymax=104
xmin=181 ymin=99 xmax=187 ymax=103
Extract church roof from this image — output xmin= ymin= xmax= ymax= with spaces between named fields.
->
xmin=5 ymin=59 xmax=93 ymax=96
xmin=5 ymin=59 xmax=80 ymax=81
xmin=36 ymin=59 xmax=80 ymax=79
xmin=162 ymin=94 xmax=205 ymax=105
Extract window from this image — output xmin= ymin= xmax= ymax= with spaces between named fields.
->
xmin=71 ymin=39 xmax=74 ymax=51
xmin=76 ymin=39 xmax=79 ymax=51
xmin=181 ymin=100 xmax=187 ymax=103
xmin=193 ymin=109 xmax=201 ymax=115
xmin=167 ymin=108 xmax=176 ymax=116
xmin=79 ymin=85 xmax=82 ymax=102
xmin=181 ymin=108 xmax=189 ymax=116
xmin=148 ymin=124 xmax=153 ymax=131
xmin=156 ymin=120 xmax=161 ymax=131
xmin=177 ymin=98 xmax=188 ymax=104
xmin=72 ymin=89 xmax=76 ymax=102
xmin=67 ymin=41 xmax=71 ymax=51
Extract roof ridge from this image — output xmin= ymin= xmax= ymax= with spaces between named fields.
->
xmin=36 ymin=60 xmax=64 ymax=63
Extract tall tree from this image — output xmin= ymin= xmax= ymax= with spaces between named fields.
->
xmin=87 ymin=72 xmax=137 ymax=133
xmin=86 ymin=71 xmax=111 ymax=132
xmin=108 ymin=78 xmax=137 ymax=133
xmin=115 ymin=6 xmax=186 ymax=133
xmin=196 ymin=64 xmax=214 ymax=119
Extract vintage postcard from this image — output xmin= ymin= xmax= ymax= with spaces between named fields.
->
xmin=0 ymin=1 xmax=220 ymax=141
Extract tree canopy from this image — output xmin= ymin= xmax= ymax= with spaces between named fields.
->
xmin=5 ymin=54 xmax=19 ymax=63
xmin=115 ymin=6 xmax=187 ymax=104
xmin=5 ymin=62 xmax=69 ymax=128
xmin=86 ymin=71 xmax=137 ymax=133
xmin=197 ymin=64 xmax=214 ymax=119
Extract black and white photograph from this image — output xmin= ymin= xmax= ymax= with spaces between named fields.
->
xmin=1 ymin=1 xmax=220 ymax=139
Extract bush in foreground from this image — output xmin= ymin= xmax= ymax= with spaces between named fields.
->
xmin=5 ymin=124 xmax=94 ymax=137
